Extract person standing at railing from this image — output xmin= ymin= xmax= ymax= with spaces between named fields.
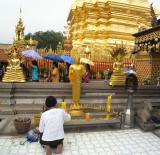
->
xmin=0 ymin=63 xmax=3 ymax=81
xmin=84 ymin=64 xmax=91 ymax=83
xmin=29 ymin=60 xmax=39 ymax=82
xmin=52 ymin=62 xmax=59 ymax=82
xmin=62 ymin=62 xmax=70 ymax=82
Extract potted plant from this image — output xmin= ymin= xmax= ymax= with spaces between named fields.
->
xmin=143 ymin=78 xmax=151 ymax=85
xmin=100 ymin=71 xmax=105 ymax=79
xmin=108 ymin=70 xmax=113 ymax=80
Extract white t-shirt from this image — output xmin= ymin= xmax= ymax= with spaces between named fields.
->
xmin=39 ymin=108 xmax=71 ymax=141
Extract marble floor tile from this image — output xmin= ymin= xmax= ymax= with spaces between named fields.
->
xmin=0 ymin=129 xmax=160 ymax=155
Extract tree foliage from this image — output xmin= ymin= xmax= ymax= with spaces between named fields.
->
xmin=25 ymin=31 xmax=64 ymax=50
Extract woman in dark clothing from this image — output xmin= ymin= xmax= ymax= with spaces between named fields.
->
xmin=84 ymin=64 xmax=91 ymax=83
xmin=63 ymin=63 xmax=70 ymax=82
xmin=0 ymin=63 xmax=3 ymax=81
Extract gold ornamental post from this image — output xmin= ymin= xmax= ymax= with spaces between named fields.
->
xmin=105 ymin=95 xmax=112 ymax=120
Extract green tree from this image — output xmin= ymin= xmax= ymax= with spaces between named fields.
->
xmin=25 ymin=30 xmax=64 ymax=50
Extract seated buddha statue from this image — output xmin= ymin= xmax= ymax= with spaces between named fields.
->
xmin=113 ymin=54 xmax=124 ymax=72
xmin=7 ymin=51 xmax=21 ymax=70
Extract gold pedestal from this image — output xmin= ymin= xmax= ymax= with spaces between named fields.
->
xmin=69 ymin=104 xmax=83 ymax=116
xmin=109 ymin=71 xmax=126 ymax=86
xmin=69 ymin=110 xmax=83 ymax=116
xmin=105 ymin=113 xmax=111 ymax=120
xmin=2 ymin=69 xmax=25 ymax=82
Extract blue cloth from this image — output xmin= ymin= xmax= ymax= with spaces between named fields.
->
xmin=32 ymin=66 xmax=39 ymax=80
xmin=27 ymin=129 xmax=39 ymax=142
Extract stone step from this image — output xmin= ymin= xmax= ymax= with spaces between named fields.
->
xmin=0 ymin=82 xmax=160 ymax=106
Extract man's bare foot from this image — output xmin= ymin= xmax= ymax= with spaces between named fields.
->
xmin=55 ymin=143 xmax=63 ymax=154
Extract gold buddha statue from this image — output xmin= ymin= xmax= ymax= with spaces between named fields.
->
xmin=69 ymin=55 xmax=86 ymax=115
xmin=7 ymin=51 xmax=21 ymax=70
xmin=2 ymin=45 xmax=25 ymax=82
xmin=113 ymin=54 xmax=124 ymax=72
xmin=109 ymin=45 xmax=127 ymax=86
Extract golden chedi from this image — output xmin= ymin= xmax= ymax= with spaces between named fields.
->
xmin=109 ymin=44 xmax=127 ymax=86
xmin=68 ymin=0 xmax=151 ymax=56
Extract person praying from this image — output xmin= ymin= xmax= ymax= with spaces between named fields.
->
xmin=39 ymin=96 xmax=71 ymax=155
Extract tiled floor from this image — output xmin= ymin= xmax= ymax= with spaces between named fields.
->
xmin=0 ymin=129 xmax=160 ymax=155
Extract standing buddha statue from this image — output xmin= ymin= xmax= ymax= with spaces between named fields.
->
xmin=69 ymin=55 xmax=86 ymax=116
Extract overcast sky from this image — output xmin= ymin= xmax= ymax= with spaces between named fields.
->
xmin=0 ymin=0 xmax=159 ymax=44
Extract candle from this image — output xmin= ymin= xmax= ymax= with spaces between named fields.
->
xmin=107 ymin=95 xmax=112 ymax=112
xmin=85 ymin=112 xmax=91 ymax=122
xmin=108 ymin=94 xmax=112 ymax=104
xmin=106 ymin=95 xmax=112 ymax=120
xmin=61 ymin=100 xmax=67 ymax=111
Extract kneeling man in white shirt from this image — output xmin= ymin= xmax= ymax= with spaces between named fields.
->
xmin=39 ymin=96 xmax=71 ymax=155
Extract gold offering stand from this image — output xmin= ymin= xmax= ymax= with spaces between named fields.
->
xmin=34 ymin=96 xmax=124 ymax=129
xmin=65 ymin=96 xmax=124 ymax=129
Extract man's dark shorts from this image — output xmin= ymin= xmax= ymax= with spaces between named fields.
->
xmin=40 ymin=133 xmax=63 ymax=148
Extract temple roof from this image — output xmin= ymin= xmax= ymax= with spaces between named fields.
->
xmin=133 ymin=25 xmax=160 ymax=37
xmin=0 ymin=50 xmax=8 ymax=62
xmin=0 ymin=43 xmax=11 ymax=50
xmin=0 ymin=44 xmax=10 ymax=61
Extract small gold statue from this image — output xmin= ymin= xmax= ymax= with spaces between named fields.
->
xmin=15 ymin=16 xmax=25 ymax=41
xmin=2 ymin=45 xmax=25 ymax=82
xmin=113 ymin=56 xmax=124 ymax=72
xmin=109 ymin=44 xmax=127 ymax=86
xmin=69 ymin=55 xmax=86 ymax=116
xmin=7 ymin=51 xmax=21 ymax=70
